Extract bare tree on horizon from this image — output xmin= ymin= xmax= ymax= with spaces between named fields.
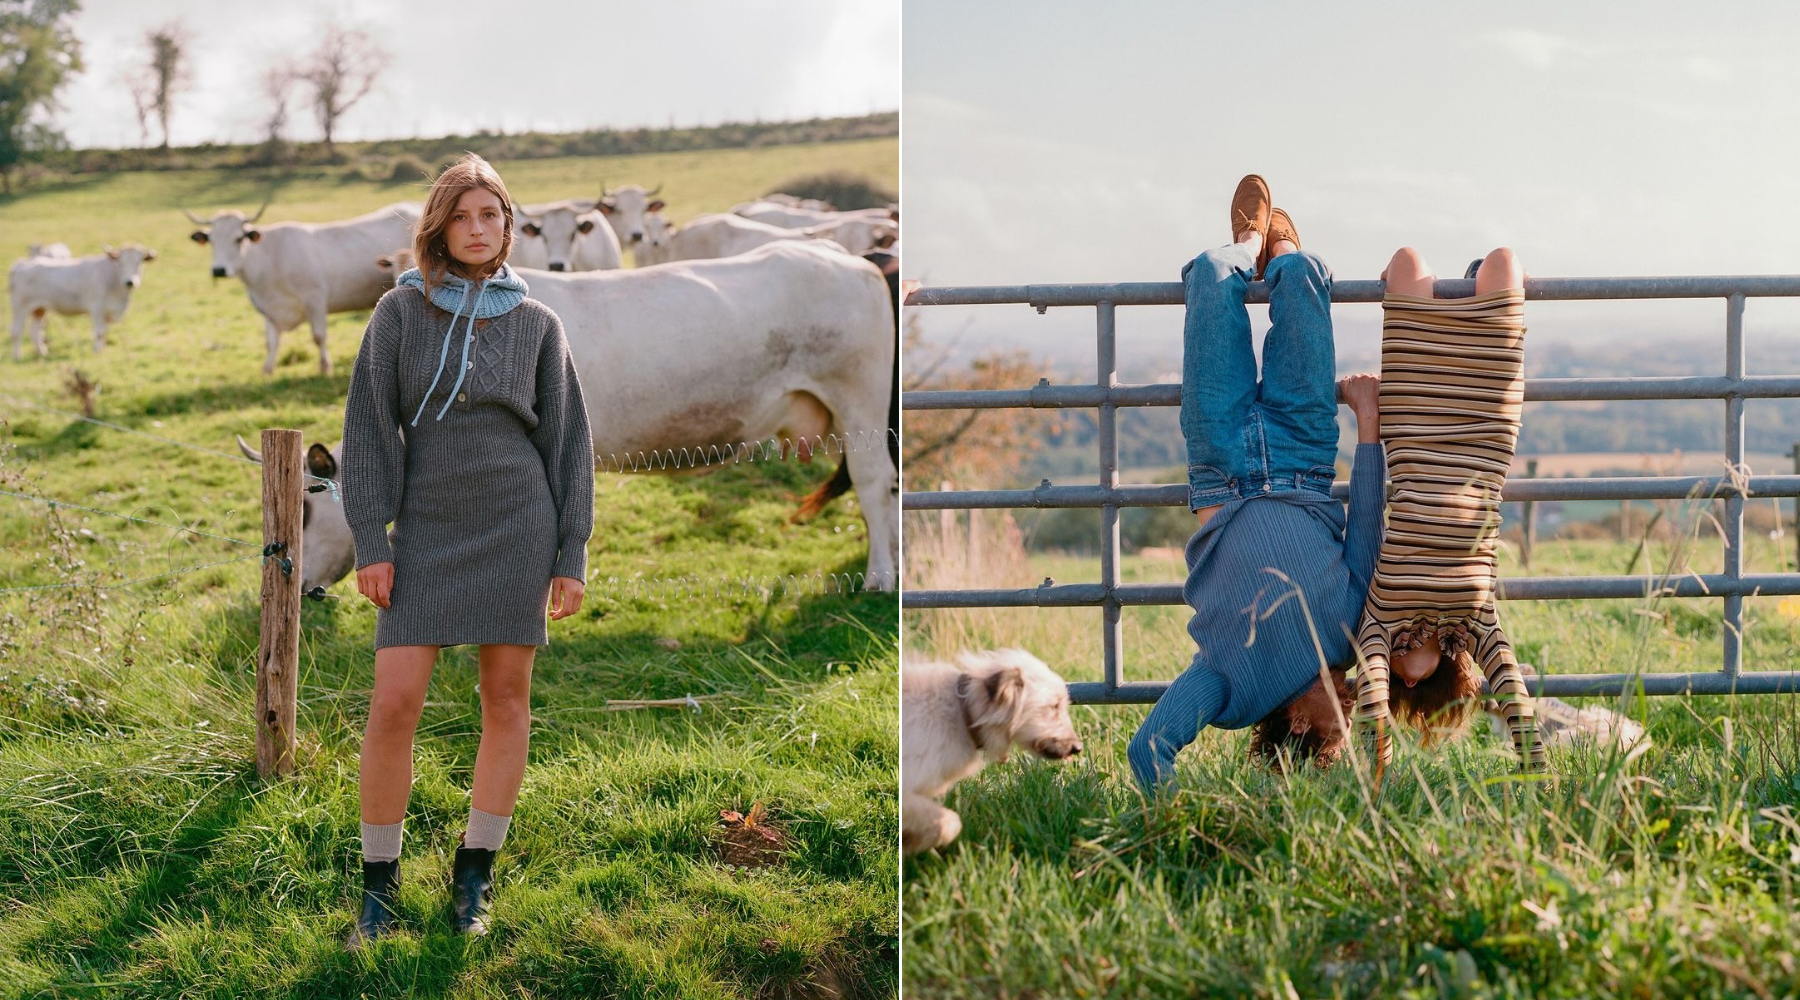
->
xmin=144 ymin=21 xmax=190 ymax=149
xmin=299 ymin=24 xmax=387 ymax=158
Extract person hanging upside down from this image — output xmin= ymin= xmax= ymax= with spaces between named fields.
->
xmin=1127 ymin=174 xmax=1387 ymax=793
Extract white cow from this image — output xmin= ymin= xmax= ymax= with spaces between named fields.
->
xmin=595 ymin=182 xmax=665 ymax=251
xmin=732 ymin=201 xmax=893 ymax=229
xmin=235 ymin=435 xmax=354 ymax=596
xmin=27 ymin=243 xmax=72 ymax=259
xmin=522 ymin=241 xmax=897 ymax=588
xmin=645 ymin=212 xmax=844 ymax=264
xmin=9 ymin=245 xmax=157 ymax=360
xmin=761 ymin=193 xmax=835 ymax=211
xmin=800 ymin=216 xmax=898 ymax=256
xmin=513 ymin=199 xmax=623 ymax=272
xmin=186 ymin=201 xmax=422 ymax=376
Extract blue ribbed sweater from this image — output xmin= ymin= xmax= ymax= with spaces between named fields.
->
xmin=1191 ymin=443 xmax=1386 ymax=723
xmin=1127 ymin=442 xmax=1387 ymax=790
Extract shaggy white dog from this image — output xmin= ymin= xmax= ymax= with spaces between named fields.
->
xmin=901 ymin=648 xmax=1083 ymax=855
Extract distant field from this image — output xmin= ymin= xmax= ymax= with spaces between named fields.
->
xmin=0 ymin=137 xmax=898 ymax=999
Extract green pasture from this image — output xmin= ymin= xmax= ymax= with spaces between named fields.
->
xmin=903 ymin=515 xmax=1800 ymax=998
xmin=0 ymin=137 xmax=899 ymax=999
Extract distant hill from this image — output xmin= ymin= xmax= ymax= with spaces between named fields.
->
xmin=1019 ymin=337 xmax=1800 ymax=485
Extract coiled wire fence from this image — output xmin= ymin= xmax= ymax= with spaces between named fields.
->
xmin=901 ymin=274 xmax=1800 ymax=702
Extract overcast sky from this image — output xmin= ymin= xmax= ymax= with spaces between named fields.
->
xmin=54 ymin=0 xmax=898 ymax=148
xmin=904 ymin=0 xmax=1800 ymax=366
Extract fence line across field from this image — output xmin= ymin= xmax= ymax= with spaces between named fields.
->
xmin=901 ymin=273 xmax=1800 ymax=703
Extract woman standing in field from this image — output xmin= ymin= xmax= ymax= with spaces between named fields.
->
xmin=339 ymin=153 xmax=594 ymax=948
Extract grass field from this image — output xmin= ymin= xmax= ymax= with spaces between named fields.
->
xmin=902 ymin=508 xmax=1800 ymax=999
xmin=0 ymin=138 xmax=898 ymax=999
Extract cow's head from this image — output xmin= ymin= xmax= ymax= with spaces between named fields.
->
xmin=237 ymin=434 xmax=355 ymax=594
xmin=518 ymin=202 xmax=604 ymax=272
xmin=633 ymin=211 xmax=674 ymax=267
xmin=592 ymin=182 xmax=665 ymax=247
xmin=185 ymin=199 xmax=271 ymax=279
xmin=374 ymin=248 xmax=416 ymax=286
xmin=102 ymin=244 xmax=156 ymax=289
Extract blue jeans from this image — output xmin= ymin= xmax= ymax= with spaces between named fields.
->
xmin=1181 ymin=245 xmax=1339 ymax=510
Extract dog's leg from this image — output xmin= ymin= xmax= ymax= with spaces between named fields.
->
xmin=902 ymin=792 xmax=961 ymax=855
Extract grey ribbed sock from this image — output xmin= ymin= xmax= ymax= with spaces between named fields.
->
xmin=361 ymin=820 xmax=404 ymax=862
xmin=463 ymin=806 xmax=513 ymax=850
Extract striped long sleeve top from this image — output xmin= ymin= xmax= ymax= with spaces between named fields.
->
xmin=1351 ymin=287 xmax=1546 ymax=770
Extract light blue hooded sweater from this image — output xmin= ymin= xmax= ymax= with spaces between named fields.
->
xmin=394 ymin=264 xmax=531 ymax=427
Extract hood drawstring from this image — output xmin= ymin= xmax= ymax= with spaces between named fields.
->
xmin=409 ymin=279 xmax=487 ymax=427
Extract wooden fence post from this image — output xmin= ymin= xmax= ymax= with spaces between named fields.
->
xmin=256 ymin=428 xmax=303 ymax=779
xmin=1521 ymin=458 xmax=1539 ymax=568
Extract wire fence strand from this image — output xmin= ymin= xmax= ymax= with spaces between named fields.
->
xmin=0 ymin=487 xmax=257 ymax=548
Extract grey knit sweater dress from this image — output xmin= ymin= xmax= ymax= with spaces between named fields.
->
xmin=340 ymin=286 xmax=594 ymax=649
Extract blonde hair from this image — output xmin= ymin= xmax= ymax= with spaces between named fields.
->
xmin=413 ymin=153 xmax=515 ymax=298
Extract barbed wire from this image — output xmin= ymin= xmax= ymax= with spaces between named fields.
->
xmin=0 ymin=551 xmax=264 ymax=595
xmin=595 ymin=427 xmax=898 ymax=474
xmin=0 ymin=487 xmax=257 ymax=548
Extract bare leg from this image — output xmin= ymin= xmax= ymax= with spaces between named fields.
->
xmin=470 ymin=643 xmax=537 ymax=816
xmin=1475 ymin=247 xmax=1524 ymax=295
xmin=360 ymin=645 xmax=439 ymax=824
xmin=1382 ymin=246 xmax=1436 ymax=297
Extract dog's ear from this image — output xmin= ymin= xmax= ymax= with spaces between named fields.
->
xmin=985 ymin=664 xmax=1023 ymax=710
xmin=965 ymin=664 xmax=1026 ymax=763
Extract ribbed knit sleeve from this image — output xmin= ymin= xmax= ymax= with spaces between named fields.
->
xmin=528 ymin=313 xmax=595 ymax=580
xmin=1343 ymin=442 xmax=1387 ymax=594
xmin=342 ymin=298 xmax=406 ymax=570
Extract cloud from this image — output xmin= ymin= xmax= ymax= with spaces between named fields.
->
xmin=1490 ymin=28 xmax=1603 ymax=69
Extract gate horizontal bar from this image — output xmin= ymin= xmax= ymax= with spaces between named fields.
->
xmin=903 ymin=475 xmax=1800 ymax=511
xmin=904 ymin=375 xmax=1800 ymax=411
xmin=1066 ymin=670 xmax=1800 ymax=704
xmin=902 ymin=573 xmax=1800 ymax=609
xmin=904 ymin=274 xmax=1800 ymax=309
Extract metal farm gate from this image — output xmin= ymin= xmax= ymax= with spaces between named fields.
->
xmin=901 ymin=275 xmax=1800 ymax=702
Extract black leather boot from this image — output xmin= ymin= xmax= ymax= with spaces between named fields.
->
xmin=449 ymin=843 xmax=497 ymax=936
xmin=344 ymin=859 xmax=401 ymax=950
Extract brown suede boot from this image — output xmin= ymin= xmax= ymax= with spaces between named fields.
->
xmin=1229 ymin=174 xmax=1271 ymax=245
xmin=1260 ymin=207 xmax=1301 ymax=278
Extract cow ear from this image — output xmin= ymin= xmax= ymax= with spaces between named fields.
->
xmin=647 ymin=199 xmax=666 ymax=213
xmin=874 ymin=231 xmax=897 ymax=249
xmin=306 ymin=443 xmax=338 ymax=480
xmin=105 ymin=246 xmax=119 ymax=259
xmin=245 ymin=229 xmax=262 ymax=243
xmin=576 ymin=219 xmax=595 ymax=234
xmin=521 ymin=222 xmax=541 ymax=237
xmin=190 ymin=231 xmax=209 ymax=244
xmin=144 ymin=249 xmax=157 ymax=261
xmin=597 ymin=199 xmax=616 ymax=216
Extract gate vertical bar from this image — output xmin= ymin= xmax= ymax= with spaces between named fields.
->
xmin=1722 ymin=293 xmax=1746 ymax=679
xmin=1096 ymin=300 xmax=1123 ymax=693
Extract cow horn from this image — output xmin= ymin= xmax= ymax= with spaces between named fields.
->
xmin=235 ymin=434 xmax=264 ymax=464
xmin=646 ymin=182 xmax=663 ymax=197
xmin=182 ymin=208 xmax=208 ymax=225
xmin=598 ymin=179 xmax=609 ymax=198
xmin=246 ymin=196 xmax=273 ymax=225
